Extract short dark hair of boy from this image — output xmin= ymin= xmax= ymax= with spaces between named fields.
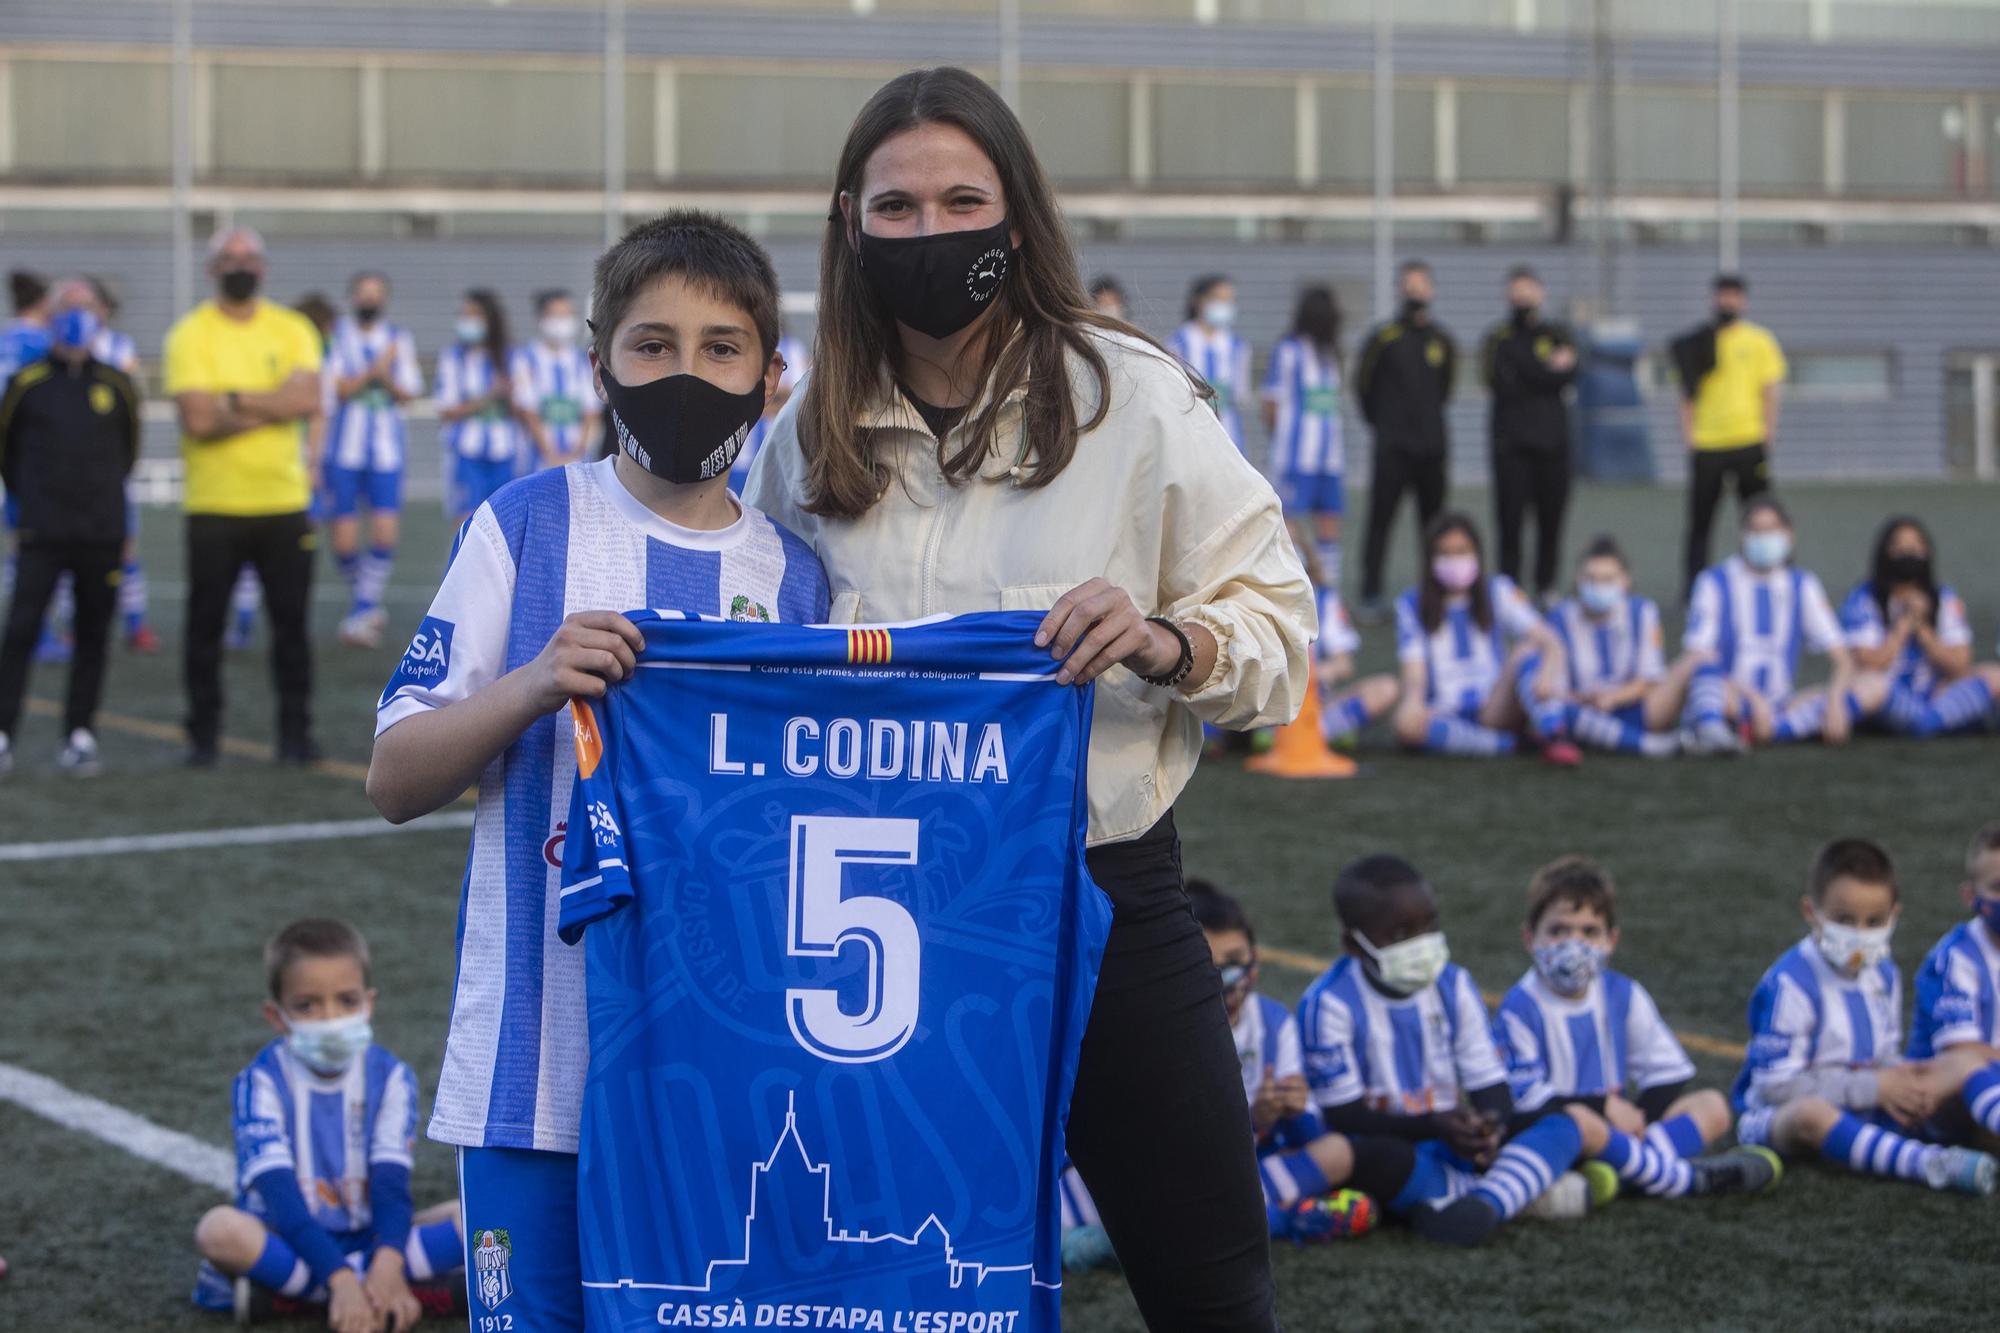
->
xmin=589 ymin=210 xmax=779 ymax=370
xmin=1186 ymin=878 xmax=1254 ymax=944
xmin=1333 ymin=854 xmax=1426 ymax=929
xmin=1810 ymin=837 xmax=1898 ymax=903
xmin=9 ymin=269 xmax=47 ymax=315
xmin=265 ymin=918 xmax=372 ymax=1001
xmin=1526 ymin=855 xmax=1617 ymax=931
xmin=535 ymin=288 xmax=573 ymax=315
xmin=1742 ymin=493 xmax=1791 ymax=528
xmin=1967 ymin=821 xmax=2000 ymax=873
xmin=1580 ymin=533 xmax=1626 ymax=566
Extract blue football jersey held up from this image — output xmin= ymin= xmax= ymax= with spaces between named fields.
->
xmin=560 ymin=611 xmax=1112 ymax=1332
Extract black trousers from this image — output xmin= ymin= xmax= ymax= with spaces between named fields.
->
xmin=1683 ymin=443 xmax=1770 ymax=596
xmin=1491 ymin=442 xmax=1572 ymax=598
xmin=1360 ymin=443 xmax=1448 ymax=602
xmin=1067 ymin=813 xmax=1279 ymax=1331
xmin=184 ymin=511 xmax=315 ymax=750
xmin=0 ymin=539 xmax=121 ymax=737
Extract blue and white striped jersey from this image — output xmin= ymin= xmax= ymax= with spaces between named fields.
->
xmin=512 ymin=339 xmax=599 ymax=468
xmin=1731 ymin=937 xmax=1903 ymax=1114
xmin=1684 ymin=556 xmax=1843 ymax=703
xmin=1297 ymin=955 xmax=1507 ymax=1115
xmin=733 ymin=335 xmax=808 ymax=489
xmin=435 ymin=343 xmax=527 ymax=462
xmin=1550 ymin=593 xmax=1666 ymax=694
xmin=1908 ymin=920 xmax=2000 ymax=1059
xmin=1493 ymin=968 xmax=1694 ymax=1112
xmin=1236 ymin=991 xmax=1324 ymax=1149
xmin=1396 ymin=574 xmax=1543 ymax=712
xmin=375 ymin=457 xmax=829 ymax=1153
xmin=1839 ymin=581 xmax=1972 ymax=699
xmin=230 ymin=1039 xmax=418 ymax=1235
xmin=90 ymin=327 xmax=139 ymax=374
xmin=1261 ymin=335 xmax=1342 ymax=480
xmin=1316 ymin=586 xmax=1361 ymax=663
xmin=324 ymin=316 xmax=423 ymax=474
xmin=1169 ymin=322 xmax=1252 ymax=451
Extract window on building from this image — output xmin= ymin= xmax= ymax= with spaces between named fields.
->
xmin=1154 ymin=81 xmax=1296 ymax=185
xmin=1846 ymin=94 xmax=1968 ymax=195
xmin=1019 ymin=79 xmax=1128 ymax=184
xmin=214 ymin=63 xmax=362 ymax=180
xmin=11 ymin=59 xmax=171 ymax=178
xmin=1787 ymin=350 xmax=1894 ymax=399
xmin=677 ymin=71 xmax=882 ymax=183
xmin=383 ymin=65 xmax=604 ymax=183
xmin=1456 ymin=85 xmax=1569 ymax=186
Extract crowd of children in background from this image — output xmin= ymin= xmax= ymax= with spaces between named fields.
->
xmin=1060 ymin=822 xmax=2000 ymax=1269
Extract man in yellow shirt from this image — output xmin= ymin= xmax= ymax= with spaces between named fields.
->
xmin=1679 ymin=273 xmax=1786 ymax=596
xmin=163 ymin=227 xmax=324 ymax=766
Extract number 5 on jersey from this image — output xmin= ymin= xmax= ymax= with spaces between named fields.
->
xmin=785 ymin=815 xmax=921 ymax=1064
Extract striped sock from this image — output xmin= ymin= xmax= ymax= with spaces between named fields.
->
xmin=1424 ymin=716 xmax=1516 ymax=756
xmin=230 ymin=569 xmax=260 ymax=632
xmin=247 ymin=1232 xmax=314 ymax=1297
xmin=119 ymin=559 xmax=147 ymax=634
xmin=1315 ymin=539 xmax=1342 ymax=588
xmin=334 ymin=549 xmax=361 ymax=593
xmin=404 ymin=1218 xmax=463 ymax=1280
xmin=1568 ymin=703 xmax=1662 ymax=754
xmin=1964 ymin=1063 xmax=2000 ymax=1135
xmin=356 ymin=546 xmax=395 ymax=615
xmin=1596 ymin=1126 xmax=1694 ymax=1197
xmin=1684 ymin=665 xmax=1729 ymax=729
xmin=1260 ymin=1148 xmax=1333 ymax=1233
xmin=1648 ymin=1112 xmax=1707 ymax=1159
xmin=1323 ymin=694 xmax=1371 ymax=740
xmin=1923 ymin=677 xmax=1995 ymax=738
xmin=1822 ymin=1111 xmax=1938 ymax=1182
xmin=1512 ymin=654 xmax=1569 ymax=740
xmin=1772 ymin=694 xmax=1827 ymax=743
xmin=1469 ymin=1114 xmax=1582 ymax=1221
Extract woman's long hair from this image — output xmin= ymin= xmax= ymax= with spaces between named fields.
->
xmin=1868 ymin=514 xmax=1939 ymax=628
xmin=466 ymin=288 xmax=510 ymax=377
xmin=1419 ymin=510 xmax=1492 ymax=635
xmin=1290 ymin=284 xmax=1341 ymax=370
xmin=798 ymin=66 xmax=1196 ymax=519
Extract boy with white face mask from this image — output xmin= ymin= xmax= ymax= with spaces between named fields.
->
xmin=191 ymin=918 xmax=465 ymax=1330
xmin=1547 ymin=536 xmax=1698 ymax=757
xmin=1679 ymin=494 xmax=1852 ymax=754
xmin=1495 ymin=856 xmax=1778 ymax=1200
xmin=1904 ymin=821 xmax=2000 ymax=1147
xmin=1733 ymin=838 xmax=1997 ymax=1196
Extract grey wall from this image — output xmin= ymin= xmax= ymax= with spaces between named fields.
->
xmin=13 ymin=233 xmax=1992 ymax=482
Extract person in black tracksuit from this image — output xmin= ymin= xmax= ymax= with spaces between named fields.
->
xmin=0 ymin=293 xmax=140 ymax=775
xmin=1481 ymin=266 xmax=1578 ymax=604
xmin=1355 ymin=260 xmax=1456 ymax=616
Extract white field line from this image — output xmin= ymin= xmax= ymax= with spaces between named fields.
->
xmin=0 ymin=1061 xmax=235 ymax=1191
xmin=0 ymin=810 xmax=476 ymax=863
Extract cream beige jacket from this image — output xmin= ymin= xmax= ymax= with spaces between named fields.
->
xmin=743 ymin=327 xmax=1315 ymax=845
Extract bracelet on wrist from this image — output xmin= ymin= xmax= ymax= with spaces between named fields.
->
xmin=1138 ymin=616 xmax=1196 ymax=688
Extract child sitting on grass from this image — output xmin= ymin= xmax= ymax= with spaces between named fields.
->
xmin=192 ymin=918 xmax=463 ymax=1331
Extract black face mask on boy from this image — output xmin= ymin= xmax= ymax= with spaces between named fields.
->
xmin=856 ymin=217 xmax=1016 ymax=341
xmin=601 ymin=367 xmax=766 ymax=484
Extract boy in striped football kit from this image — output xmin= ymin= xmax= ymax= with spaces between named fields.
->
xmin=322 ymin=272 xmax=423 ymax=649
xmin=1169 ymin=274 xmax=1252 ymax=453
xmin=1905 ymin=823 xmax=2000 ymax=1148
xmin=368 ymin=210 xmax=827 ymax=1332
xmin=1495 ymin=856 xmax=1776 ymax=1200
xmin=1733 ymin=838 xmax=1997 ymax=1195
xmin=515 ymin=289 xmax=602 ymax=471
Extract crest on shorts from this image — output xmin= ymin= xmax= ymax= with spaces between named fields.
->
xmin=473 ymin=1228 xmax=513 ymax=1310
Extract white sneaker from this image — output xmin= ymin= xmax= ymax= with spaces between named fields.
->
xmin=1521 ymin=1170 xmax=1594 ymax=1221
xmin=1682 ymin=720 xmax=1745 ymax=757
xmin=56 ymin=728 xmax=101 ymax=777
xmin=0 ymin=733 xmax=13 ymax=778
xmin=338 ymin=610 xmax=383 ymax=649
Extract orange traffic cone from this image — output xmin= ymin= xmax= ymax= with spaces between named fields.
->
xmin=1246 ymin=689 xmax=1358 ymax=779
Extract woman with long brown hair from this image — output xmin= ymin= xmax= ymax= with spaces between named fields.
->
xmin=745 ymin=65 xmax=1311 ymax=1329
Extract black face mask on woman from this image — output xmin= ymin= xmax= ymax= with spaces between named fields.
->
xmin=601 ymin=367 xmax=765 ymax=484
xmin=856 ymin=216 xmax=1015 ymax=341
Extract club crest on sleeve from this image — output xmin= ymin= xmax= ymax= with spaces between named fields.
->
xmin=380 ymin=616 xmax=454 ymax=705
xmin=472 ymin=1228 xmax=513 ymax=1310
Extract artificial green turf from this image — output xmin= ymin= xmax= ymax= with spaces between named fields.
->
xmin=2 ymin=482 xmax=1997 ymax=1330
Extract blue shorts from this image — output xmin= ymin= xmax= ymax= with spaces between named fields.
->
xmin=1612 ymin=701 xmax=1646 ymax=729
xmin=461 ymin=1146 xmax=582 ymax=1332
xmin=325 ymin=464 xmax=404 ymax=518
xmin=1282 ymin=471 xmax=1344 ymax=517
xmin=452 ymin=456 xmax=517 ymax=520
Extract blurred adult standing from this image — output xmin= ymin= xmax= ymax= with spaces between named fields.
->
xmin=1480 ymin=266 xmax=1578 ymax=607
xmin=1674 ymin=273 xmax=1786 ymax=597
xmin=163 ymin=227 xmax=324 ymax=767
xmin=1354 ymin=259 xmax=1455 ymax=621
